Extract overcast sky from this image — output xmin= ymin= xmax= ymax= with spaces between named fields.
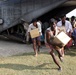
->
xmin=66 ymin=8 xmax=76 ymax=18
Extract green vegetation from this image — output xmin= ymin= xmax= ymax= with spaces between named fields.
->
xmin=0 ymin=47 xmax=76 ymax=75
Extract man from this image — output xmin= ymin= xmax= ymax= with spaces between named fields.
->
xmin=57 ymin=14 xmax=73 ymax=50
xmin=57 ymin=14 xmax=73 ymax=34
xmin=45 ymin=19 xmax=63 ymax=71
xmin=28 ymin=19 xmax=42 ymax=56
xmin=71 ymin=16 xmax=76 ymax=28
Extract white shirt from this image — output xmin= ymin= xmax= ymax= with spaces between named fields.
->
xmin=57 ymin=20 xmax=73 ymax=33
xmin=28 ymin=22 xmax=42 ymax=35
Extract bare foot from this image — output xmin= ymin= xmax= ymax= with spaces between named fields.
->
xmin=35 ymin=53 xmax=38 ymax=57
xmin=58 ymin=67 xmax=62 ymax=71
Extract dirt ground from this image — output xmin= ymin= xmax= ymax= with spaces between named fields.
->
xmin=0 ymin=35 xmax=48 ymax=57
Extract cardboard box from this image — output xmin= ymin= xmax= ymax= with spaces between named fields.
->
xmin=30 ymin=28 xmax=39 ymax=38
xmin=53 ymin=31 xmax=71 ymax=46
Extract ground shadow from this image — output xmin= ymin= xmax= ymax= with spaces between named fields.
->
xmin=0 ymin=63 xmax=57 ymax=71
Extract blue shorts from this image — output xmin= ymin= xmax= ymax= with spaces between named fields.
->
xmin=32 ymin=36 xmax=41 ymax=41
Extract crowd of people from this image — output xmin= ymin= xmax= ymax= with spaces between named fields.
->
xmin=43 ymin=15 xmax=76 ymax=48
xmin=26 ymin=14 xmax=76 ymax=71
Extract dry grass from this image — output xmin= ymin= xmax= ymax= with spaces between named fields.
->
xmin=0 ymin=47 xmax=76 ymax=75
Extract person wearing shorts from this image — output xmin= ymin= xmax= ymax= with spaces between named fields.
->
xmin=28 ymin=19 xmax=42 ymax=56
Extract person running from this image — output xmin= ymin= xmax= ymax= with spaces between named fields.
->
xmin=45 ymin=19 xmax=64 ymax=71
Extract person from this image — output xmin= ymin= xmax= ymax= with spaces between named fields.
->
xmin=57 ymin=14 xmax=73 ymax=34
xmin=20 ymin=19 xmax=29 ymax=43
xmin=66 ymin=17 xmax=70 ymax=21
xmin=45 ymin=19 xmax=64 ymax=71
xmin=42 ymin=22 xmax=49 ymax=43
xmin=72 ymin=22 xmax=76 ymax=46
xmin=57 ymin=14 xmax=73 ymax=49
xmin=28 ymin=19 xmax=42 ymax=56
xmin=71 ymin=16 xmax=76 ymax=28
